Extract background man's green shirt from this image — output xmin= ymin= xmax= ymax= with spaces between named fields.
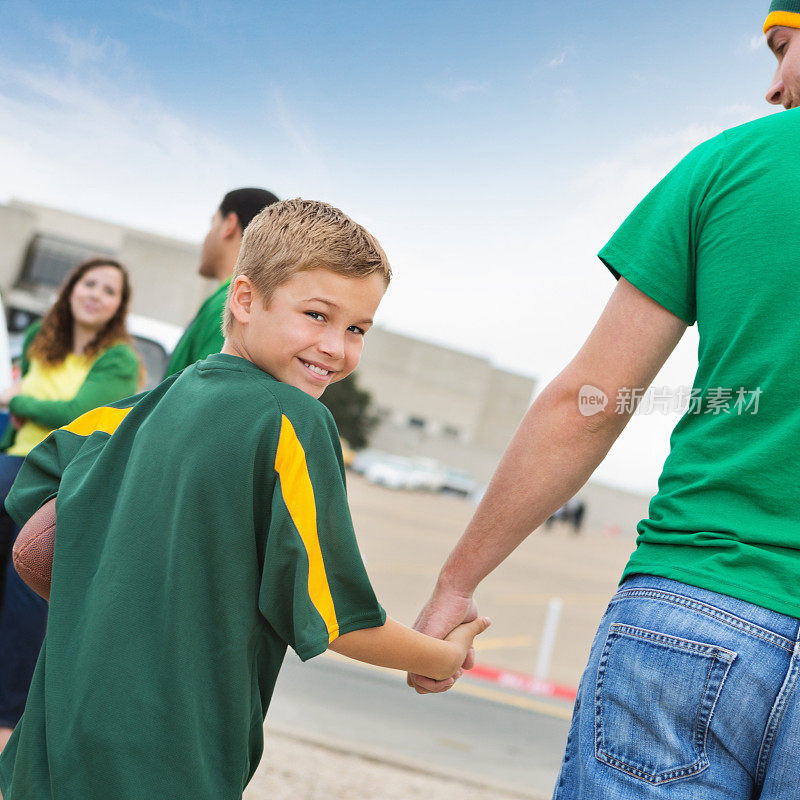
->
xmin=0 ymin=354 xmax=385 ymax=800
xmin=164 ymin=279 xmax=230 ymax=376
xmin=599 ymin=108 xmax=800 ymax=617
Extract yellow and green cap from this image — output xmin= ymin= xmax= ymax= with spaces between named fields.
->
xmin=764 ymin=0 xmax=800 ymax=33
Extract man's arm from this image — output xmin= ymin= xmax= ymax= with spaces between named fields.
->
xmin=411 ymin=278 xmax=687 ymax=692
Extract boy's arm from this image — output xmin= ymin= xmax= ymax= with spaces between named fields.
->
xmin=329 ymin=616 xmax=490 ymax=681
xmin=259 ymin=403 xmax=387 ymax=661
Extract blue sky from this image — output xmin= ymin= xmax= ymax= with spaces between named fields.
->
xmin=0 ymin=1 xmax=780 ymax=492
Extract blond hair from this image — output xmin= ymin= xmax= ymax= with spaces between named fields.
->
xmin=223 ymin=198 xmax=391 ymax=334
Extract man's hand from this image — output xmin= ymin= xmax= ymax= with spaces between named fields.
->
xmin=407 ymin=581 xmax=478 ymax=694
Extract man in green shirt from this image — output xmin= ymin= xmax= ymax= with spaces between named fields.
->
xmin=411 ymin=5 xmax=800 ymax=799
xmin=164 ymin=187 xmax=279 ymax=377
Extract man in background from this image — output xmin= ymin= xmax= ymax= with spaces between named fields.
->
xmin=164 ymin=187 xmax=279 ymax=376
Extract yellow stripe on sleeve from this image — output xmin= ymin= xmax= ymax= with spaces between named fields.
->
xmin=274 ymin=414 xmax=339 ymax=643
xmin=61 ymin=406 xmax=132 ymax=437
xmin=764 ymin=10 xmax=800 ymax=33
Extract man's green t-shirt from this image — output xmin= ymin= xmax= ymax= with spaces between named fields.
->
xmin=0 ymin=354 xmax=385 ymax=800
xmin=600 ymin=108 xmax=800 ymax=617
xmin=164 ymin=279 xmax=230 ymax=377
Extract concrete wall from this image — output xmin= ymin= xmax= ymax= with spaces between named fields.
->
xmin=474 ymin=368 xmax=534 ymax=451
xmin=355 ymin=327 xmax=536 ymax=483
xmin=357 ymin=328 xmax=494 ymax=443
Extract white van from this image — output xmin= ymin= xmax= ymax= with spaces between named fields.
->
xmin=0 ymin=293 xmax=13 ymax=394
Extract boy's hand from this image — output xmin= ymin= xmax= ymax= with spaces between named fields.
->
xmin=438 ymin=616 xmax=490 ymax=681
xmin=445 ymin=616 xmax=491 ymax=654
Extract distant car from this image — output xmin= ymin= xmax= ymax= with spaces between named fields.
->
xmin=0 ymin=293 xmax=13 ymax=437
xmin=363 ymin=454 xmax=418 ymax=490
xmin=405 ymin=458 xmax=447 ymax=492
xmin=357 ymin=452 xmax=453 ymax=492
xmin=439 ymin=468 xmax=479 ymax=498
xmin=5 ymin=289 xmax=182 ymax=391
xmin=349 ymin=449 xmax=384 ymax=475
xmin=125 ymin=313 xmax=183 ymax=390
xmin=0 ymin=294 xmax=12 ymax=394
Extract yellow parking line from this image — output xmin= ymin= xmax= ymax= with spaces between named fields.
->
xmin=490 ymin=593 xmax=609 ymax=605
xmin=453 ymin=682 xmax=574 ymax=720
xmin=473 ymin=635 xmax=533 ymax=651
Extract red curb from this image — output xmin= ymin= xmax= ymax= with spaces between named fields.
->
xmin=467 ymin=663 xmax=577 ymax=703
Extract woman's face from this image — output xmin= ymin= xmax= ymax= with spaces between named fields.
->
xmin=69 ymin=265 xmax=125 ymax=332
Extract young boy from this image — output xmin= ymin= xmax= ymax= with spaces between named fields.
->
xmin=0 ymin=199 xmax=488 ymax=800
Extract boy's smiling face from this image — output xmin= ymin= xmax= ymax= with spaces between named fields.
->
xmin=225 ymin=268 xmax=387 ymax=398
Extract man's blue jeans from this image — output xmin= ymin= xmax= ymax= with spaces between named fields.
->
xmin=553 ymin=574 xmax=800 ymax=799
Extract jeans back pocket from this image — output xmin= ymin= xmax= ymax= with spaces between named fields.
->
xmin=595 ymin=623 xmax=736 ymax=785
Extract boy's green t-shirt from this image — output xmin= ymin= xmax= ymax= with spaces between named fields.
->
xmin=600 ymin=108 xmax=800 ymax=617
xmin=0 ymin=354 xmax=385 ymax=800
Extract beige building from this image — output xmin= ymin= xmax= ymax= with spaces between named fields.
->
xmin=356 ymin=327 xmax=536 ymax=484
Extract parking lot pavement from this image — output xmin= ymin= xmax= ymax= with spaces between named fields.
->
xmin=345 ymin=473 xmax=634 ymax=689
xmin=249 ymin=653 xmax=572 ymax=800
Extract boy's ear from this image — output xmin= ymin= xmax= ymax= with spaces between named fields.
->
xmin=228 ymin=275 xmax=255 ymax=325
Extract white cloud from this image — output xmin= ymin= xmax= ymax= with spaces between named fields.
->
xmin=548 ymin=50 xmax=568 ymax=68
xmin=46 ymin=23 xmax=128 ymax=68
xmin=428 ymin=80 xmax=489 ymax=100
xmin=0 ymin=43 xmax=332 ymax=240
xmin=0 ymin=61 xmax=246 ymax=239
xmin=749 ymin=33 xmax=766 ymax=52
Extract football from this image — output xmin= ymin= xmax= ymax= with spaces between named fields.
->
xmin=12 ymin=497 xmax=56 ymax=601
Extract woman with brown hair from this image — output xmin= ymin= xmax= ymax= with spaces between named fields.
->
xmin=0 ymin=257 xmax=140 ymax=752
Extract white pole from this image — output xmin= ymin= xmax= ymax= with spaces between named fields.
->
xmin=535 ymin=597 xmax=563 ymax=680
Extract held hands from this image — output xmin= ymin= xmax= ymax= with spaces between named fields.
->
xmin=408 ymin=582 xmax=481 ymax=694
